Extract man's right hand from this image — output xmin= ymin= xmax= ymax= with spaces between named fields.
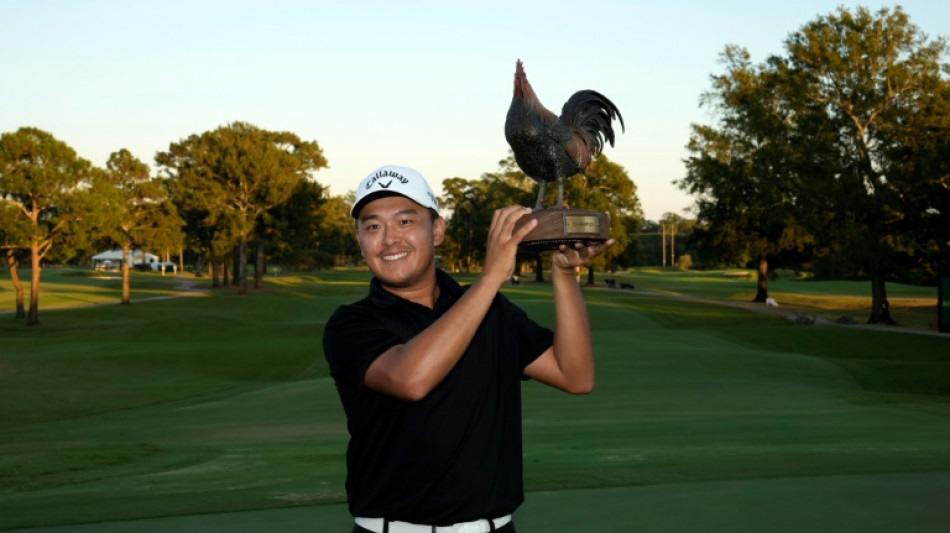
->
xmin=481 ymin=205 xmax=536 ymax=288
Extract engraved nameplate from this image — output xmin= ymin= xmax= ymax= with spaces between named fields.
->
xmin=563 ymin=214 xmax=601 ymax=236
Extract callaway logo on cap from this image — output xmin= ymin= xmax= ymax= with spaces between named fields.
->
xmin=350 ymin=165 xmax=439 ymax=218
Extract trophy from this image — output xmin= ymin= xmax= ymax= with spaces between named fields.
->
xmin=504 ymin=60 xmax=623 ymax=251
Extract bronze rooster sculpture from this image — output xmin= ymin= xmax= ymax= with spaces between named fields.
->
xmin=504 ymin=60 xmax=624 ymax=210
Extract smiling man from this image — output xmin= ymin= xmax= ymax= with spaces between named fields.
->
xmin=323 ymin=164 xmax=613 ymax=533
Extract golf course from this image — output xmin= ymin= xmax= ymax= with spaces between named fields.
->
xmin=2 ymin=267 xmax=949 ymax=532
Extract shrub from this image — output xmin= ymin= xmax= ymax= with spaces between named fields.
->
xmin=676 ymin=254 xmax=693 ymax=271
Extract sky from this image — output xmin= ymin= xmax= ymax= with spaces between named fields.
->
xmin=2 ymin=0 xmax=948 ymax=222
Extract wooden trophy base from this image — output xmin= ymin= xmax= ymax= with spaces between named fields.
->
xmin=514 ymin=207 xmax=610 ymax=252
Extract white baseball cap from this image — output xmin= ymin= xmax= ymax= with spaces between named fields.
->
xmin=350 ymin=165 xmax=439 ymax=218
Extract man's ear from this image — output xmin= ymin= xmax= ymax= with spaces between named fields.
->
xmin=432 ymin=216 xmax=446 ymax=246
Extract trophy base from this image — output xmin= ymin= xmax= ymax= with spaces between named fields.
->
xmin=514 ymin=207 xmax=609 ymax=252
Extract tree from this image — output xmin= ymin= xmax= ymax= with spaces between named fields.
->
xmin=99 ymin=149 xmax=183 ymax=305
xmin=780 ymin=6 xmax=948 ymax=323
xmin=0 ymin=127 xmax=94 ymax=325
xmin=680 ymin=45 xmax=818 ymax=302
xmin=156 ymin=122 xmax=327 ymax=294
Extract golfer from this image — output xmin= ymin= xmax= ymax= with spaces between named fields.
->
xmin=323 ymin=165 xmax=613 ymax=533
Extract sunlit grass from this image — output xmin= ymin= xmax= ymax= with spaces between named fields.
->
xmin=0 ymin=267 xmax=192 ymax=311
xmin=595 ymin=267 xmax=939 ymax=329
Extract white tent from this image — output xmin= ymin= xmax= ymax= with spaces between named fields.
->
xmin=92 ymin=249 xmax=159 ymax=270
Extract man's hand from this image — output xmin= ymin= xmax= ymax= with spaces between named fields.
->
xmin=552 ymin=238 xmax=615 ymax=274
xmin=482 ymin=205 xmax=536 ymax=287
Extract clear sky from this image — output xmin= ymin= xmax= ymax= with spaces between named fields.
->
xmin=2 ymin=1 xmax=948 ymax=221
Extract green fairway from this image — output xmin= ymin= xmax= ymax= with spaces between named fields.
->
xmin=1 ymin=268 xmax=948 ymax=531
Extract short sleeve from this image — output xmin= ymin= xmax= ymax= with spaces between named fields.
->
xmin=496 ymin=293 xmax=554 ymax=372
xmin=323 ymin=304 xmax=405 ymax=390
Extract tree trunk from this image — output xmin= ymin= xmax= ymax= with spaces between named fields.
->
xmin=194 ymin=251 xmax=205 ymax=278
xmin=670 ymin=230 xmax=676 ymax=267
xmin=587 ymin=265 xmax=595 ymax=285
xmin=534 ymin=253 xmax=544 ymax=282
xmin=221 ymin=260 xmax=230 ymax=287
xmin=232 ymin=244 xmax=241 ymax=289
xmin=237 ymin=238 xmax=248 ymax=296
xmin=753 ymin=256 xmax=769 ymax=303
xmin=178 ymin=245 xmax=185 ymax=275
xmin=868 ymin=271 xmax=896 ymax=324
xmin=120 ymin=243 xmax=131 ymax=305
xmin=6 ymin=250 xmax=26 ymax=318
xmin=661 ymin=225 xmax=667 ymax=266
xmin=940 ymin=245 xmax=950 ymax=334
xmin=254 ymin=237 xmax=265 ymax=289
xmin=27 ymin=242 xmax=41 ymax=326
xmin=210 ymin=247 xmax=220 ymax=288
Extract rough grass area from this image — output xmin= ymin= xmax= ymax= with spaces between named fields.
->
xmin=0 ymin=267 xmax=948 ymax=531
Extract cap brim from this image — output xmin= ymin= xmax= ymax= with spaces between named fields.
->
xmin=351 ymin=191 xmax=410 ymax=218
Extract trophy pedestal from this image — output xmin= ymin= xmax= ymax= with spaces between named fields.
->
xmin=514 ymin=207 xmax=609 ymax=252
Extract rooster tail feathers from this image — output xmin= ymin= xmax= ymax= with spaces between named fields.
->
xmin=560 ymin=90 xmax=625 ymax=157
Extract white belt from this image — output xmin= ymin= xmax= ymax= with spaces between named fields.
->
xmin=355 ymin=514 xmax=512 ymax=533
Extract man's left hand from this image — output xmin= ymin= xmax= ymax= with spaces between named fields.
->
xmin=552 ymin=238 xmax=615 ymax=273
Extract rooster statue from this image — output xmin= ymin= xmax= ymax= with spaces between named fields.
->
xmin=504 ymin=60 xmax=624 ymax=210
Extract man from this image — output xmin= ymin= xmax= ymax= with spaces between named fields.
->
xmin=323 ymin=164 xmax=612 ymax=533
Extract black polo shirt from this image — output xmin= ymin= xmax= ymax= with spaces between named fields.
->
xmin=323 ymin=269 xmax=553 ymax=525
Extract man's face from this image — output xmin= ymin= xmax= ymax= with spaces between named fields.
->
xmin=356 ymin=195 xmax=445 ymax=290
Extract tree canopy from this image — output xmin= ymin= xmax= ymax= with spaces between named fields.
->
xmin=680 ymin=6 xmax=950 ymax=323
xmin=156 ymin=122 xmax=328 ymax=295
